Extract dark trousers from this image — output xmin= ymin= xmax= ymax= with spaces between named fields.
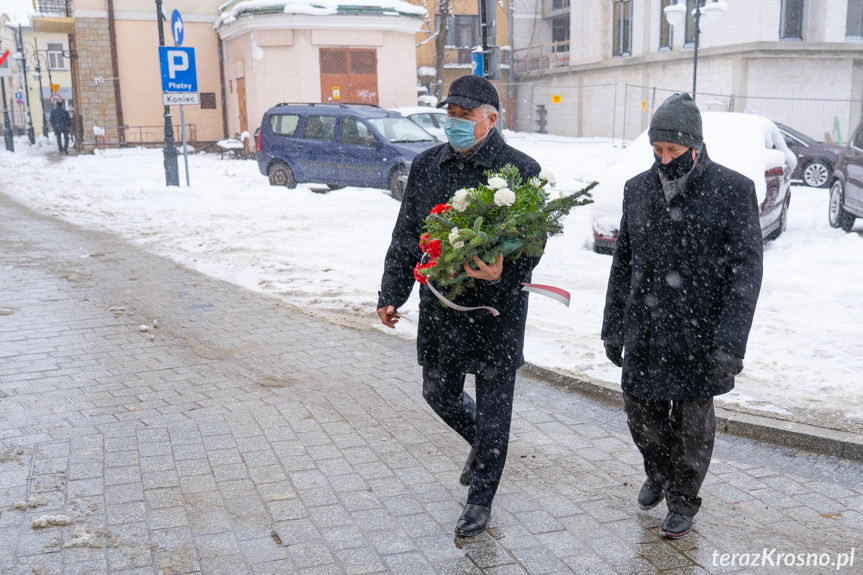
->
xmin=422 ymin=365 xmax=517 ymax=507
xmin=623 ymin=391 xmax=715 ymax=517
xmin=55 ymin=130 xmax=69 ymax=153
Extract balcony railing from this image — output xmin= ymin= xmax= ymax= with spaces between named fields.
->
xmin=512 ymin=42 xmax=570 ymax=74
xmin=34 ymin=0 xmax=69 ymax=17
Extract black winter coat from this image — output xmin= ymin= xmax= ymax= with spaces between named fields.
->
xmin=378 ymin=129 xmax=541 ymax=374
xmin=50 ymin=106 xmax=70 ymax=133
xmin=602 ymin=146 xmax=763 ymax=400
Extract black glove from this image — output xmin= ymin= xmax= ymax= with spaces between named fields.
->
xmin=604 ymin=341 xmax=623 ymax=367
xmin=712 ymin=348 xmax=743 ymax=383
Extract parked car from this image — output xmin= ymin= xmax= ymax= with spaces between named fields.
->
xmin=592 ymin=112 xmax=797 ymax=254
xmin=775 ymin=122 xmax=842 ymax=188
xmin=389 ymin=106 xmax=448 ymax=142
xmin=828 ymin=120 xmax=863 ymax=232
xmin=255 ymin=103 xmax=438 ymax=197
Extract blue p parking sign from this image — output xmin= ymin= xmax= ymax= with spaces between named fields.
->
xmin=159 ymin=47 xmax=197 ymax=92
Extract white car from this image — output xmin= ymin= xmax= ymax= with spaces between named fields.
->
xmin=591 ymin=112 xmax=797 ymax=253
xmin=390 ymin=106 xmax=448 ymax=142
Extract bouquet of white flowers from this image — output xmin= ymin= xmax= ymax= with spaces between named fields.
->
xmin=413 ymin=164 xmax=595 ymax=300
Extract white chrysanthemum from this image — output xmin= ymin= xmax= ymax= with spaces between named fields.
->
xmin=493 ymin=188 xmax=516 ymax=207
xmin=528 ymin=177 xmax=542 ymax=188
xmin=452 ymin=189 xmax=470 ymax=212
xmin=539 ymin=169 xmax=556 ymax=187
xmin=487 ymin=176 xmax=507 ymax=190
xmin=448 ymin=227 xmax=464 ymax=249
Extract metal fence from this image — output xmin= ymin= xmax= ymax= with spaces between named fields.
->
xmin=77 ymin=123 xmax=198 ymax=147
xmin=500 ymin=80 xmax=863 ymax=145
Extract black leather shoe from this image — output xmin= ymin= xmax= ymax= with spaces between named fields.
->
xmin=660 ymin=511 xmax=693 ymax=539
xmin=459 ymin=448 xmax=476 ymax=486
xmin=454 ymin=504 xmax=491 ymax=537
xmin=637 ymin=477 xmax=665 ymax=510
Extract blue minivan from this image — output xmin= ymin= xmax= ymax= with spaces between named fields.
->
xmin=255 ymin=103 xmax=439 ymax=198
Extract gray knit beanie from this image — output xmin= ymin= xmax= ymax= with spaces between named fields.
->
xmin=649 ymin=93 xmax=703 ymax=150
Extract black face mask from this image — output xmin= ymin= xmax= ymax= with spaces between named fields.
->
xmin=655 ymin=149 xmax=694 ymax=180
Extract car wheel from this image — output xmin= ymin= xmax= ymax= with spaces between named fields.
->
xmin=802 ymin=160 xmax=831 ymax=188
xmin=388 ymin=164 xmax=407 ymax=201
xmin=828 ymin=179 xmax=856 ymax=232
xmin=268 ymin=161 xmax=296 ymax=188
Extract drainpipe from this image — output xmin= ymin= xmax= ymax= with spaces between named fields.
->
xmin=107 ymin=0 xmax=125 ymax=145
xmin=218 ymin=38 xmax=228 ymax=139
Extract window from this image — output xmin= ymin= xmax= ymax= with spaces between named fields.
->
xmin=302 ymin=115 xmax=335 ymax=142
xmin=659 ymin=0 xmax=673 ymax=50
xmin=341 ymin=117 xmax=375 ymax=146
xmin=847 ymin=0 xmax=863 ymax=38
xmin=551 ymin=0 xmax=569 ymax=11
xmin=780 ymin=0 xmax=804 ymax=40
xmin=270 ymin=114 xmax=299 ymax=137
xmin=853 ymin=123 xmax=863 ymax=150
xmin=436 ymin=14 xmax=479 ymax=48
xmin=552 ymin=15 xmax=570 ymax=53
xmin=200 ymin=93 xmax=216 ymax=110
xmin=684 ymin=0 xmax=697 ymax=45
xmin=612 ymin=0 xmax=632 ymax=57
xmin=46 ymin=43 xmax=65 ymax=70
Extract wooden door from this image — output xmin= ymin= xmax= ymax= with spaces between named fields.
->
xmin=236 ymin=77 xmax=248 ymax=150
xmin=319 ymin=49 xmax=378 ymax=105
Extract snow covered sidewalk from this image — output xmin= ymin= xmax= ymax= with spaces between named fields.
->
xmin=1 ymin=135 xmax=862 ymax=431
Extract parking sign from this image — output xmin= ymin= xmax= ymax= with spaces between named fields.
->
xmin=159 ymin=47 xmax=197 ymax=92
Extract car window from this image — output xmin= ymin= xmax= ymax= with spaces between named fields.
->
xmin=853 ymin=125 xmax=863 ymax=150
xmin=341 ymin=117 xmax=377 ymax=147
xmin=411 ymin=114 xmax=439 ymax=130
xmin=270 ymin=114 xmax=299 ymax=137
xmin=303 ymin=115 xmax=336 ymax=142
xmin=367 ymin=117 xmax=436 ymax=143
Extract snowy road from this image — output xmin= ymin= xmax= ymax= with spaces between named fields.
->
xmin=2 ymin=134 xmax=861 ymax=428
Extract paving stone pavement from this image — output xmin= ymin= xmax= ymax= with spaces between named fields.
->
xmin=0 ymin=192 xmax=861 ymax=575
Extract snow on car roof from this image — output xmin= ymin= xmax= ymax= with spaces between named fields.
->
xmin=591 ymin=112 xmax=797 ymax=231
xmin=389 ymin=107 xmax=446 ymax=117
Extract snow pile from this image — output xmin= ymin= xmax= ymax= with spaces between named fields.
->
xmin=215 ymin=0 xmax=425 ymax=27
xmin=32 ymin=515 xmax=76 ymax=529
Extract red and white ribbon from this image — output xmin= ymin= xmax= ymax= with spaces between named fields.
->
xmin=424 ymin=281 xmax=571 ymax=316
xmin=425 ymin=281 xmax=500 ymax=317
xmin=521 ymin=283 xmax=571 ymax=307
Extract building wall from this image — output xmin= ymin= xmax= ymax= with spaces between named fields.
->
xmin=113 ymin=19 xmax=224 ymax=144
xmin=219 ymin=14 xmax=423 ymax=138
xmin=513 ymin=0 xmax=863 ymax=142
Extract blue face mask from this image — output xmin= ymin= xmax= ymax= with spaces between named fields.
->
xmin=445 ymin=116 xmax=483 ymax=151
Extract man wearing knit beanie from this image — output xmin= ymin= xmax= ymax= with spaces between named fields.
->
xmin=602 ymin=93 xmax=764 ymax=539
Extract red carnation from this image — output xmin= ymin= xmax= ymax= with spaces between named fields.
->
xmin=430 ymin=203 xmax=452 ymax=215
xmin=419 ymin=234 xmax=430 ymax=252
xmin=413 ymin=262 xmax=429 ymax=284
xmin=427 ymin=239 xmax=442 ymax=259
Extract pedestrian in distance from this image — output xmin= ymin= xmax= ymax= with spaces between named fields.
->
xmin=377 ymin=74 xmax=542 ymax=538
xmin=49 ymin=100 xmax=71 ymax=154
xmin=602 ymin=92 xmax=763 ymax=539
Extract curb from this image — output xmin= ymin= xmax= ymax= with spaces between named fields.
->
xmin=520 ymin=362 xmax=863 ymax=463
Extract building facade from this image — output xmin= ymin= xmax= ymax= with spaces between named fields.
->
xmin=511 ymin=0 xmax=863 ymax=142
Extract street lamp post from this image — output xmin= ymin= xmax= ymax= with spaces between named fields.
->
xmin=155 ymin=0 xmax=179 ymax=186
xmin=32 ymin=59 xmax=48 ymax=139
xmin=664 ymin=0 xmax=728 ymax=100
xmin=15 ymin=25 xmax=36 ymax=145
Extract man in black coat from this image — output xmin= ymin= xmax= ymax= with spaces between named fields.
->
xmin=602 ymin=93 xmax=763 ymax=539
xmin=49 ymin=101 xmax=71 ymax=154
xmin=377 ymin=75 xmax=541 ymax=537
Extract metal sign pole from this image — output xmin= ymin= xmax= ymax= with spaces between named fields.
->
xmin=180 ymin=103 xmax=190 ymax=186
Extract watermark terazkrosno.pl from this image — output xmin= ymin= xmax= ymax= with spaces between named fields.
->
xmin=713 ymin=548 xmax=855 ymax=570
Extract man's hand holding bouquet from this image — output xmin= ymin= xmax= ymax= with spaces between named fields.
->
xmin=413 ymin=164 xmax=595 ymax=307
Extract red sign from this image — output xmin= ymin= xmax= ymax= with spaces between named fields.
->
xmin=0 ymin=50 xmax=9 ymax=67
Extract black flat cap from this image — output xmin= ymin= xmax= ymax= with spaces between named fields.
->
xmin=437 ymin=75 xmax=499 ymax=111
